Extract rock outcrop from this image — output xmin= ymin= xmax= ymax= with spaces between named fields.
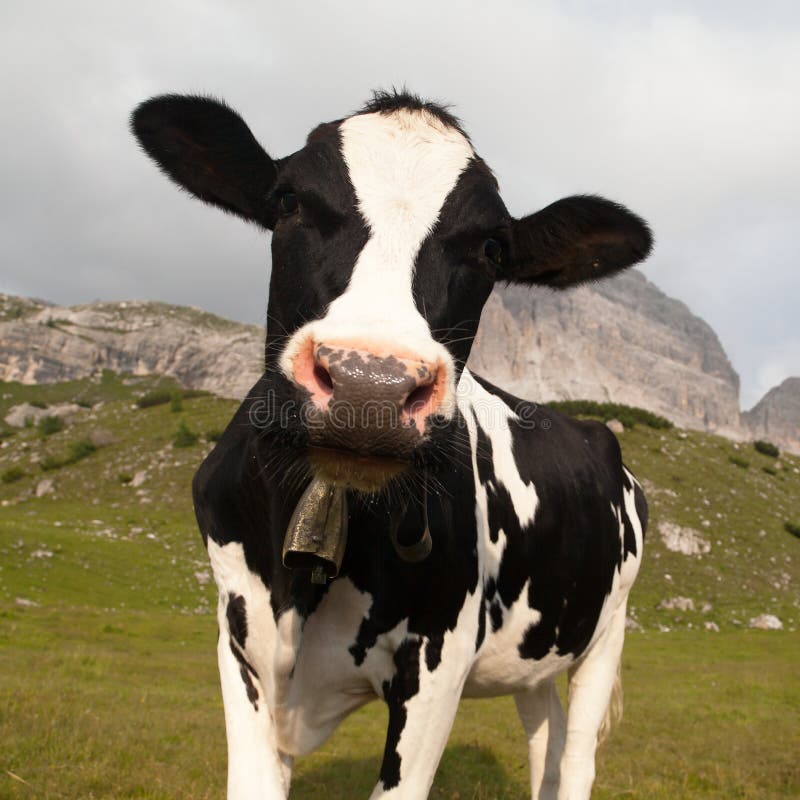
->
xmin=0 ymin=298 xmax=263 ymax=400
xmin=742 ymin=377 xmax=800 ymax=455
xmin=467 ymin=270 xmax=742 ymax=436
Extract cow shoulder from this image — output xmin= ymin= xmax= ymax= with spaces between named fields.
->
xmin=470 ymin=373 xmax=625 ymax=502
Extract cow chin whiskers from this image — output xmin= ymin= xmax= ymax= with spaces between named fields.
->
xmin=256 ymin=443 xmax=311 ymax=499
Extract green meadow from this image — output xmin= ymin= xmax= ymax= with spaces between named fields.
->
xmin=1 ymin=374 xmax=798 ymax=799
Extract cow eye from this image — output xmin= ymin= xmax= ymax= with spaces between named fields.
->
xmin=278 ymin=191 xmax=298 ymax=215
xmin=483 ymin=238 xmax=504 ymax=265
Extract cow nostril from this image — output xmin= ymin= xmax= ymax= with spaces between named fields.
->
xmin=313 ymin=364 xmax=334 ymax=394
xmin=404 ymin=383 xmax=434 ymax=416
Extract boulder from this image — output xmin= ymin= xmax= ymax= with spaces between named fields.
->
xmin=748 ymin=614 xmax=783 ymax=630
xmin=658 ymin=521 xmax=711 ymax=556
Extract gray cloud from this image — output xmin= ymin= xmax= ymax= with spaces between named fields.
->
xmin=2 ymin=1 xmax=798 ymax=408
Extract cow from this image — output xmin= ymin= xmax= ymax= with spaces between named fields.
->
xmin=132 ymin=89 xmax=651 ymax=800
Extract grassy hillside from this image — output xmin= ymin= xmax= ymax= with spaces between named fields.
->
xmin=1 ymin=375 xmax=798 ymax=799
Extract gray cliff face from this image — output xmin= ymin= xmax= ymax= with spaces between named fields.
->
xmin=742 ymin=377 xmax=800 ymax=454
xmin=466 ymin=270 xmax=742 ymax=436
xmin=0 ymin=297 xmax=264 ymax=400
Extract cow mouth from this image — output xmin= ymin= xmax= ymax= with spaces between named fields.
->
xmin=306 ymin=446 xmax=410 ymax=492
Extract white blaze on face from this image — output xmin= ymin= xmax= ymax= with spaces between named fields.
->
xmin=279 ymin=109 xmax=474 ymax=419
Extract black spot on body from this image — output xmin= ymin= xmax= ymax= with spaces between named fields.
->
xmin=489 ymin=601 xmax=503 ymax=632
xmin=634 ymin=482 xmax=649 ymax=539
xmin=226 ymin=593 xmax=248 ymax=648
xmin=228 ymin=637 xmax=260 ymax=710
xmin=425 ymin=634 xmax=444 ymax=672
xmin=621 ymin=506 xmax=637 ymax=561
xmin=239 ymin=663 xmax=259 ymax=710
xmin=475 ymin=591 xmax=487 ymax=651
xmin=380 ymin=638 xmax=422 ymax=790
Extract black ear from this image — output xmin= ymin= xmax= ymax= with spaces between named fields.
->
xmin=131 ymin=94 xmax=278 ymax=228
xmin=507 ymin=195 xmax=652 ymax=288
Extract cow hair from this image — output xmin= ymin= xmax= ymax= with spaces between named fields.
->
xmin=359 ymin=88 xmax=468 ymax=139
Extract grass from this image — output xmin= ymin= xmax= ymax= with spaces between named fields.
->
xmin=0 ymin=375 xmax=798 ymax=798
xmin=1 ymin=610 xmax=797 ymax=799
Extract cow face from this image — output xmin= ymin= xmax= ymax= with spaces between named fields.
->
xmin=132 ymin=91 xmax=652 ymax=490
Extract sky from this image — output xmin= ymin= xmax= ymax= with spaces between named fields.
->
xmin=2 ymin=1 xmax=799 ymax=408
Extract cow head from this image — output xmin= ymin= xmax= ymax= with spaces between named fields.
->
xmin=132 ymin=91 xmax=652 ymax=492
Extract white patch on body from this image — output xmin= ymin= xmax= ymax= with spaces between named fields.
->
xmin=620 ymin=467 xmax=645 ymax=591
xmin=274 ymin=577 xmax=376 ymax=755
xmin=280 ymin=109 xmax=474 ymax=419
xmin=465 ymin=370 xmax=539 ymax=526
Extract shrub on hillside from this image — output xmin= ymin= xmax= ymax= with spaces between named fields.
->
xmin=40 ymin=455 xmax=64 ymax=471
xmin=29 ymin=399 xmax=47 ymax=409
xmin=547 ymin=400 xmax=673 ymax=430
xmin=785 ymin=521 xmax=800 ymax=539
xmin=117 ymin=473 xmax=133 ymax=485
xmin=69 ymin=440 xmax=96 ymax=461
xmin=205 ymin=428 xmax=224 ymax=443
xmin=136 ymin=389 xmax=172 ymax=409
xmin=137 ymin=387 xmax=208 ymax=410
xmin=1 ymin=466 xmax=25 ymax=484
xmin=754 ymin=440 xmax=780 ymax=458
xmin=762 ymin=465 xmax=778 ymax=476
xmin=40 ymin=439 xmax=97 ymax=471
xmin=729 ymin=455 xmax=749 ymax=469
xmin=0 ymin=428 xmax=16 ymax=441
xmin=38 ymin=416 xmax=65 ymax=436
xmin=173 ymin=420 xmax=198 ymax=448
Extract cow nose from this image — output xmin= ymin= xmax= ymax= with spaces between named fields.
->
xmin=292 ymin=341 xmax=442 ymax=430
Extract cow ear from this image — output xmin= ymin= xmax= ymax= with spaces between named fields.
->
xmin=506 ymin=195 xmax=652 ymax=288
xmin=131 ymin=94 xmax=278 ymax=229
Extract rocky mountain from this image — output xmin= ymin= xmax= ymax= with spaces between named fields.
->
xmin=742 ymin=377 xmax=800 ymax=454
xmin=469 ymin=270 xmax=742 ymax=438
xmin=0 ymin=276 xmax=797 ymax=452
xmin=0 ymin=294 xmax=263 ymax=400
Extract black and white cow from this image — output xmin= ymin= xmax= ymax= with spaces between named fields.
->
xmin=132 ymin=90 xmax=651 ymax=800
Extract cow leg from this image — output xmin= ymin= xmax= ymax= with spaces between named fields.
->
xmin=208 ymin=539 xmax=290 ymax=800
xmin=217 ymin=619 xmax=291 ymax=799
xmin=557 ymin=602 xmax=627 ymax=800
xmin=515 ymin=679 xmax=566 ymax=800
xmin=369 ymin=636 xmax=472 ymax=800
